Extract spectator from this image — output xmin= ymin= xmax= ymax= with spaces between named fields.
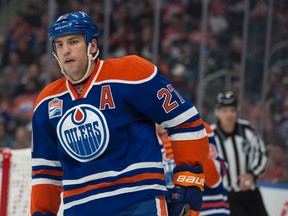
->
xmin=0 ymin=35 xmax=9 ymax=67
xmin=227 ymin=36 xmax=242 ymax=72
xmin=13 ymin=124 xmax=32 ymax=149
xmin=226 ymin=0 xmax=245 ymax=35
xmin=169 ymin=63 xmax=194 ymax=102
xmin=23 ymin=3 xmax=42 ymax=28
xmin=250 ymin=0 xmax=268 ymax=20
xmin=127 ymin=0 xmax=145 ymax=19
xmin=12 ymin=76 xmax=39 ymax=123
xmin=158 ymin=39 xmax=181 ymax=76
xmin=0 ymin=94 xmax=18 ymax=136
xmin=17 ymin=38 xmax=35 ymax=65
xmin=275 ymin=98 xmax=288 ymax=141
xmin=0 ymin=119 xmax=14 ymax=149
xmin=138 ymin=25 xmax=153 ymax=61
xmin=32 ymin=27 xmax=48 ymax=58
xmin=2 ymin=51 xmax=27 ymax=97
xmin=162 ymin=0 xmax=186 ymax=24
xmin=186 ymin=0 xmax=202 ymax=21
xmin=208 ymin=0 xmax=229 ymax=37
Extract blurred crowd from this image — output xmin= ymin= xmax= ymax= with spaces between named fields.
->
xmin=0 ymin=0 xmax=287 ymax=184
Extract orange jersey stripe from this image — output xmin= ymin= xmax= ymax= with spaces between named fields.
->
xmin=63 ymin=172 xmax=165 ymax=198
xmin=32 ymin=169 xmax=63 ymax=177
xmin=202 ymin=201 xmax=230 ymax=209
xmin=171 ymin=137 xmax=209 ymax=168
xmin=97 ymin=55 xmax=155 ymax=83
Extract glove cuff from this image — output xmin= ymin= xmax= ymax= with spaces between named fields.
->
xmin=173 ymin=171 xmax=205 ymax=191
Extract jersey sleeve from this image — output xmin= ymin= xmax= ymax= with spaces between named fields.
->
xmin=203 ymin=122 xmax=228 ymax=188
xmin=31 ymin=99 xmax=63 ymax=215
xmin=121 ymin=56 xmax=209 ymax=169
xmin=248 ymin=125 xmax=268 ymax=178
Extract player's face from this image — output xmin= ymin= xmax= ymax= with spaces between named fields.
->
xmin=54 ymin=34 xmax=93 ymax=81
xmin=217 ymin=106 xmax=237 ymax=127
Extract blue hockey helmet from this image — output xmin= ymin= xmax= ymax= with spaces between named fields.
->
xmin=48 ymin=11 xmax=99 ymax=47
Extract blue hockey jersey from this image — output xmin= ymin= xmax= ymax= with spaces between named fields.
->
xmin=31 ymin=55 xmax=209 ymax=216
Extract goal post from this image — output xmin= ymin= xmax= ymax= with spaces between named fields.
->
xmin=0 ymin=148 xmax=32 ymax=216
xmin=0 ymin=148 xmax=12 ymax=216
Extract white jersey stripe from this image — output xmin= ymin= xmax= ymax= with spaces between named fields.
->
xmin=32 ymin=178 xmax=62 ymax=186
xmin=32 ymin=158 xmax=62 ymax=167
xmin=169 ymin=128 xmax=207 ymax=141
xmin=156 ymin=197 xmax=161 ymax=216
xmin=203 ymin=194 xmax=228 ymax=201
xmin=201 ymin=209 xmax=230 ymax=215
xmin=160 ymin=106 xmax=198 ymax=128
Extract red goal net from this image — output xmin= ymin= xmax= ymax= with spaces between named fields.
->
xmin=0 ymin=148 xmax=31 ymax=216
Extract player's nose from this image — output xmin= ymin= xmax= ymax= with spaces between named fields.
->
xmin=63 ymin=43 xmax=71 ymax=56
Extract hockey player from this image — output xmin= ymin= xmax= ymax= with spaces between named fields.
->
xmin=30 ymin=11 xmax=209 ymax=216
xmin=157 ymin=123 xmax=230 ymax=216
xmin=211 ymin=91 xmax=268 ymax=216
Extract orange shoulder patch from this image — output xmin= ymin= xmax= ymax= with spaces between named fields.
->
xmin=34 ymin=78 xmax=67 ymax=109
xmin=97 ymin=55 xmax=156 ymax=83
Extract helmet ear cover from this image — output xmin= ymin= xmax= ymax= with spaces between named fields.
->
xmin=48 ymin=11 xmax=99 ymax=51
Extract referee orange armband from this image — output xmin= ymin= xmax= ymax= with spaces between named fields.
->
xmin=173 ymin=171 xmax=205 ymax=191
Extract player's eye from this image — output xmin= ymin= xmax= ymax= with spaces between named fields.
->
xmin=70 ymin=40 xmax=78 ymax=45
xmin=55 ymin=43 xmax=63 ymax=49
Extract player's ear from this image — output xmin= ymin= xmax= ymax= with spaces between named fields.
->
xmin=90 ymin=38 xmax=97 ymax=54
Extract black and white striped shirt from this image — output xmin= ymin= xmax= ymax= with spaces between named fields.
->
xmin=211 ymin=119 xmax=268 ymax=192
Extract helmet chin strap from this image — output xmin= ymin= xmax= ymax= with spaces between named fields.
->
xmin=52 ymin=43 xmax=99 ymax=84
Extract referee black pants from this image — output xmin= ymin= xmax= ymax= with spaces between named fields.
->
xmin=227 ymin=188 xmax=268 ymax=216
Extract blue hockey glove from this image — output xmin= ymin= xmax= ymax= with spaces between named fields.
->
xmin=169 ymin=164 xmax=204 ymax=216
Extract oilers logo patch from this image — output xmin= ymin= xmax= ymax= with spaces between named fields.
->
xmin=49 ymin=98 xmax=63 ymax=119
xmin=57 ymin=104 xmax=109 ymax=162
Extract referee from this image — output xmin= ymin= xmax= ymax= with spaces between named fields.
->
xmin=211 ymin=91 xmax=268 ymax=216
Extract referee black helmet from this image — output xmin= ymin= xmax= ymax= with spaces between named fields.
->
xmin=216 ymin=91 xmax=238 ymax=108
